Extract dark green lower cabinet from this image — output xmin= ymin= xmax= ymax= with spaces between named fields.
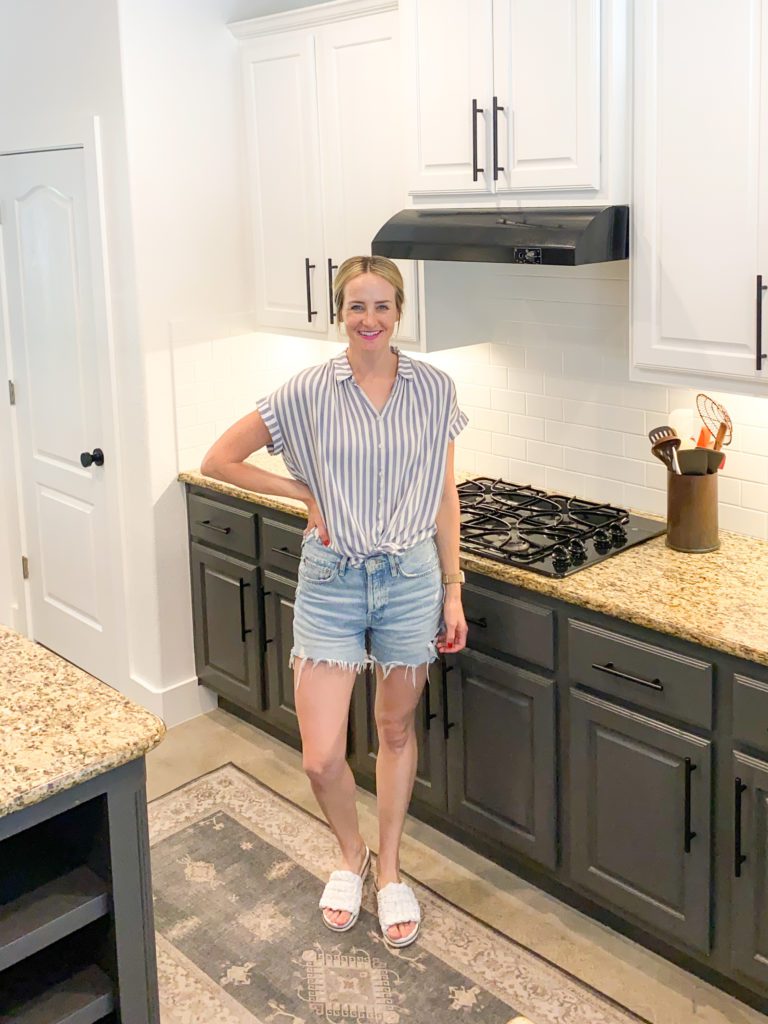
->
xmin=569 ymin=689 xmax=712 ymax=954
xmin=350 ymin=661 xmax=448 ymax=813
xmin=190 ymin=542 xmax=262 ymax=710
xmin=732 ymin=751 xmax=768 ymax=988
xmin=261 ymin=571 xmax=301 ymax=741
xmin=446 ymin=649 xmax=557 ymax=869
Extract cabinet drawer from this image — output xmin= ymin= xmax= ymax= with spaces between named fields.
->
xmin=261 ymin=515 xmax=305 ymax=576
xmin=463 ymin=582 xmax=554 ymax=671
xmin=188 ymin=494 xmax=258 ymax=560
xmin=733 ymin=674 xmax=768 ymax=754
xmin=567 ymin=620 xmax=712 ymax=729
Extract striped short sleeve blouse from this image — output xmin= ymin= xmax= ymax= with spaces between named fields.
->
xmin=255 ymin=346 xmax=468 ymax=565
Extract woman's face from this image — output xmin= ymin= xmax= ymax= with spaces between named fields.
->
xmin=341 ymin=273 xmax=399 ymax=351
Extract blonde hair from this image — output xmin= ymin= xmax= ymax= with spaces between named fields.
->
xmin=333 ymin=256 xmax=405 ymax=326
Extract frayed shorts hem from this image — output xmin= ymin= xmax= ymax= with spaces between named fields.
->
xmin=289 ymin=642 xmax=440 ymax=690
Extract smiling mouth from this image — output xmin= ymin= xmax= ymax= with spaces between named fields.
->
xmin=358 ymin=330 xmax=382 ymax=338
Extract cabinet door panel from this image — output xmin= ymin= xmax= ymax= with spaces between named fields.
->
xmin=262 ymin=571 xmax=301 ymax=743
xmin=447 ymin=649 xmax=556 ymax=868
xmin=570 ymin=689 xmax=711 ymax=953
xmin=242 ymin=32 xmax=327 ymax=333
xmin=633 ymin=0 xmax=762 ymax=379
xmin=732 ymin=752 xmax=768 ymax=989
xmin=190 ymin=543 xmax=262 ymax=710
xmin=493 ymin=0 xmax=600 ymax=191
xmin=315 ymin=13 xmax=419 ymax=342
xmin=403 ymin=0 xmax=494 ymax=193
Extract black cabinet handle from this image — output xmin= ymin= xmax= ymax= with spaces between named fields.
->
xmin=592 ymin=662 xmax=664 ymax=692
xmin=238 ymin=579 xmax=253 ymax=643
xmin=735 ymin=777 xmax=748 ymax=877
xmin=328 ymin=258 xmax=338 ymax=325
xmin=424 ymin=678 xmax=437 ymax=732
xmin=441 ymin=660 xmax=455 ymax=739
xmin=492 ymin=96 xmax=504 ymax=180
xmin=465 ymin=615 xmax=487 ymax=629
xmin=471 ymin=99 xmax=484 ymax=181
xmin=756 ymin=274 xmax=767 ymax=370
xmin=80 ymin=448 xmax=105 ymax=468
xmin=196 ymin=520 xmax=231 ymax=535
xmin=271 ymin=545 xmax=300 ymax=561
xmin=684 ymin=757 xmax=697 ymax=853
xmin=305 ymin=257 xmax=317 ymax=323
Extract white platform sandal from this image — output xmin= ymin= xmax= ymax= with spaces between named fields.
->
xmin=376 ymin=881 xmax=421 ymax=948
xmin=319 ymin=845 xmax=371 ymax=932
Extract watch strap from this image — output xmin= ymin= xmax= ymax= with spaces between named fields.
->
xmin=441 ymin=570 xmax=465 ymax=585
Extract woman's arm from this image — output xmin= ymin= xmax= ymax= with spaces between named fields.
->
xmin=434 ymin=442 xmax=468 ymax=653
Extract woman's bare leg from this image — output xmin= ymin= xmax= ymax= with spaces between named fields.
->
xmin=293 ymin=657 xmax=366 ymax=927
xmin=374 ymin=663 xmax=428 ymax=941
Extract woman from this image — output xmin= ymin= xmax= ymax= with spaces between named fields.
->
xmin=201 ymin=255 xmax=468 ymax=948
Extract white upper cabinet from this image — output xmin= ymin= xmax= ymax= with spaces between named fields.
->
xmin=242 ymin=31 xmax=327 ymax=334
xmin=236 ymin=2 xmax=418 ymax=343
xmin=632 ymin=0 xmax=768 ymax=386
xmin=403 ymin=0 xmax=613 ymax=200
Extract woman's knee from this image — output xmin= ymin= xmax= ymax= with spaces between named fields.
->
xmin=302 ymin=748 xmax=347 ymax=787
xmin=375 ymin=708 xmax=415 ymax=754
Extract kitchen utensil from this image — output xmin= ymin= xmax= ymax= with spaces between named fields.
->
xmin=696 ymin=425 xmax=714 ymax=448
xmin=713 ymin=421 xmax=728 ymax=451
xmin=696 ymin=393 xmax=733 ymax=449
xmin=676 ymin=448 xmax=708 ymax=475
xmin=668 ymin=407 xmax=696 ymax=448
xmin=700 ymin=448 xmax=724 ymax=474
xmin=652 ymin=436 xmax=681 ymax=474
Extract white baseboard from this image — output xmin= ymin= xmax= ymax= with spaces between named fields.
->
xmin=127 ymin=672 xmax=217 ymax=728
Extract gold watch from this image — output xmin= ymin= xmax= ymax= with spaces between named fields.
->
xmin=441 ymin=570 xmax=465 ymax=585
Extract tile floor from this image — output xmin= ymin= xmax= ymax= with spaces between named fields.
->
xmin=146 ymin=708 xmax=767 ymax=1024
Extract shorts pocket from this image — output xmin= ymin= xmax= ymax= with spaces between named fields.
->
xmin=299 ymin=555 xmax=340 ymax=584
xmin=397 ymin=542 xmax=439 ymax=578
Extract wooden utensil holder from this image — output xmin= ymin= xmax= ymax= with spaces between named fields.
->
xmin=666 ymin=471 xmax=719 ymax=553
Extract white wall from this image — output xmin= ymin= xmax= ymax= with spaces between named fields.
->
xmin=176 ymin=261 xmax=768 ymax=542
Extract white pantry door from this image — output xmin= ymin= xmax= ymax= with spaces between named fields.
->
xmin=0 ymin=147 xmax=118 ymax=682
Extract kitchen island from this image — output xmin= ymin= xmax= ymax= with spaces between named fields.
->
xmin=0 ymin=625 xmax=166 ymax=1023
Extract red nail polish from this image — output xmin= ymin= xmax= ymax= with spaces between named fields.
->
xmin=323 ymin=539 xmax=330 ymax=546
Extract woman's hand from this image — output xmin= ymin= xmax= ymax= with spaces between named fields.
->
xmin=436 ymin=590 xmax=468 ymax=655
xmin=302 ymin=493 xmax=331 ymax=546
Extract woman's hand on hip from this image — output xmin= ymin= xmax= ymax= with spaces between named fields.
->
xmin=437 ymin=591 xmax=467 ymax=654
xmin=302 ymin=494 xmax=330 ymax=546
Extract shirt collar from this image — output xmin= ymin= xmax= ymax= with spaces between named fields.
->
xmin=333 ymin=345 xmax=414 ymax=384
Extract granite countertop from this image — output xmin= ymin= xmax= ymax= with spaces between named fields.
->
xmin=180 ymin=454 xmax=768 ymax=669
xmin=1 ymin=626 xmax=166 ymax=819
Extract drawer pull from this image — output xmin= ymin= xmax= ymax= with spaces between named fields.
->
xmin=197 ymin=520 xmax=231 ymax=535
xmin=424 ymin=678 xmax=437 ymax=732
xmin=238 ymin=580 xmax=253 ymax=644
xmin=272 ymin=546 xmax=300 ymax=561
xmin=592 ymin=662 xmax=664 ymax=692
xmin=684 ymin=758 xmax=697 ymax=853
xmin=465 ymin=615 xmax=487 ymax=629
xmin=734 ymin=777 xmax=748 ymax=877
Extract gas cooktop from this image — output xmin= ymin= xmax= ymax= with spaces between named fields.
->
xmin=458 ymin=477 xmax=666 ymax=578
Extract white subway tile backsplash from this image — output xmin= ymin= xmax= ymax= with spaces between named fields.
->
xmin=456 ymin=383 xmax=491 ymax=408
xmin=526 ymin=394 xmax=563 ymax=420
xmin=581 ymin=475 xmax=626 ymax=506
xmin=545 ymin=467 xmax=586 ymax=495
xmin=493 ymin=433 xmax=527 ymax=460
xmin=721 ymin=450 xmax=768 ymax=485
xmin=507 ymin=458 xmax=547 ymax=488
xmin=625 ymin=484 xmax=666 ymax=517
xmin=507 ymin=413 xmax=545 ymax=440
xmin=457 ymin=426 xmax=493 ymax=454
xmin=466 ymin=408 xmax=509 ymax=433
xmin=717 ymin=476 xmax=741 ymax=506
xmin=738 ymin=424 xmax=768 ymax=455
xmin=563 ymin=399 xmax=645 ymax=434
xmin=527 ymin=440 xmax=563 ymax=468
xmin=620 ymin=383 xmax=668 ymax=414
xmin=719 ymin=504 xmax=768 ymax=539
xmin=563 ymin=448 xmax=645 ymax=486
xmin=507 ymin=368 xmax=544 ymax=394
xmin=491 ymin=389 xmax=527 ymax=414
xmin=741 ymin=481 xmax=768 ymax=511
xmin=546 ymin=420 xmax=624 ymax=457
xmin=488 ymin=343 xmax=526 ymax=368
xmin=525 ymin=348 xmax=564 ymax=374
xmin=475 ymin=452 xmax=511 ymax=479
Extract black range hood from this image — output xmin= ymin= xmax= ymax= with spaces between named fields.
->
xmin=371 ymin=205 xmax=629 ymax=267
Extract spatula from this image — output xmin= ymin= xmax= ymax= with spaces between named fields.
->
xmin=649 ymin=426 xmax=681 ymax=474
xmin=676 ymin=448 xmax=708 ymax=475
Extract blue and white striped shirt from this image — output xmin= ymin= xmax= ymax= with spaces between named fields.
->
xmin=255 ymin=346 xmax=468 ymax=565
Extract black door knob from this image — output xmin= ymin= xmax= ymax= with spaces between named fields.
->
xmin=80 ymin=448 xmax=105 ymax=468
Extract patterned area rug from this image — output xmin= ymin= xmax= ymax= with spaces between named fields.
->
xmin=149 ymin=764 xmax=645 ymax=1024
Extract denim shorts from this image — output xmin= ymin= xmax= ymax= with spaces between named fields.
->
xmin=289 ymin=532 xmax=444 ymax=688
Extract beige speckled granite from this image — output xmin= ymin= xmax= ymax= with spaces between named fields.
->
xmin=1 ymin=626 xmax=166 ymax=819
xmin=180 ymin=457 xmax=768 ymax=668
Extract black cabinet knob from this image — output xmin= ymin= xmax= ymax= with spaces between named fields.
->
xmin=80 ymin=448 xmax=105 ymax=468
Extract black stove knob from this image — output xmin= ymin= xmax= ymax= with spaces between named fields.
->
xmin=552 ymin=544 xmax=571 ymax=572
xmin=610 ymin=522 xmax=628 ymax=546
xmin=569 ymin=538 xmax=588 ymax=562
xmin=593 ymin=529 xmax=611 ymax=553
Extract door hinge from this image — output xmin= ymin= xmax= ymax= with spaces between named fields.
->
xmin=21 ymin=555 xmax=29 ymax=580
xmin=8 ymin=380 xmax=15 ymax=406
